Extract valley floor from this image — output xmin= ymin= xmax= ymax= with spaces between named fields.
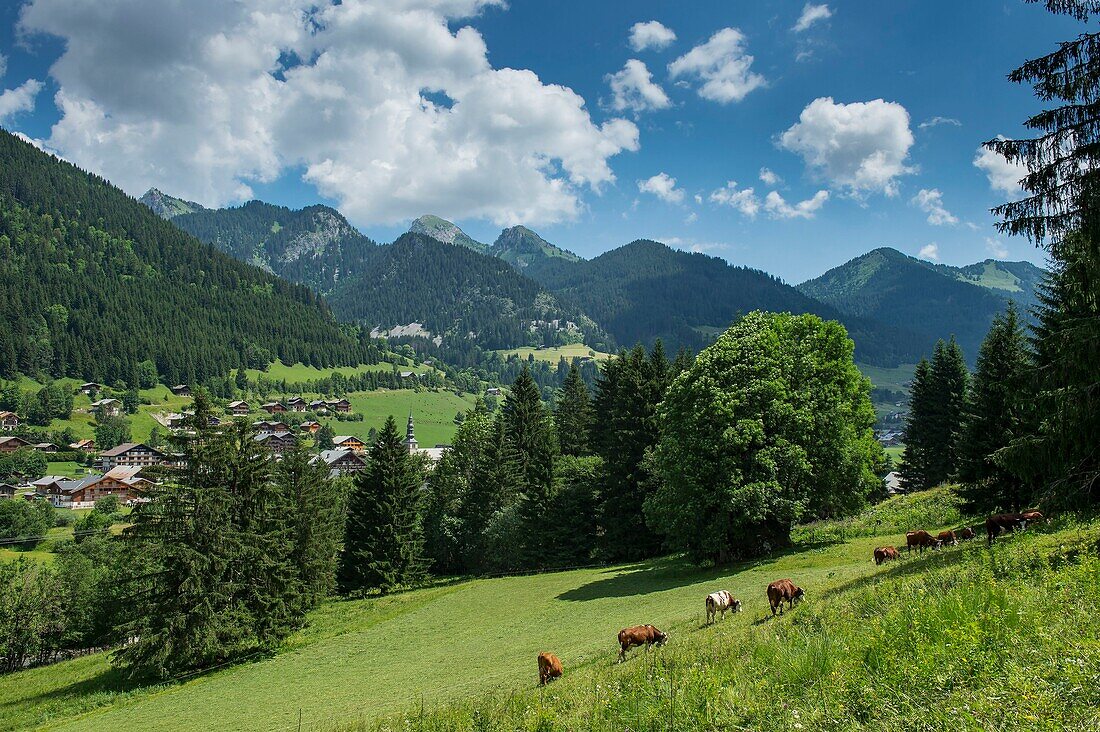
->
xmin=2 ymin=491 xmax=1096 ymax=731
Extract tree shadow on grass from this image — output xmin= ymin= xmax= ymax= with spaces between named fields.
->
xmin=557 ymin=546 xmax=806 ymax=602
xmin=0 ymin=664 xmax=150 ymax=714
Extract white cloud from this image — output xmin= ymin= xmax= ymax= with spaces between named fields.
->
xmin=668 ymin=28 xmax=764 ymax=104
xmin=986 ymin=237 xmax=1009 ymax=259
xmin=629 ymin=21 xmax=676 ymax=52
xmin=779 ymin=97 xmax=914 ymax=196
xmin=919 ymin=116 xmax=961 ymax=130
xmin=684 ymin=211 xmax=698 ymax=224
xmin=0 ymin=79 xmax=44 ymax=123
xmin=792 ymin=4 xmax=833 ymax=33
xmin=763 ymin=189 xmax=829 ymax=219
xmin=910 ymin=188 xmax=958 ymax=226
xmin=638 ymin=172 xmax=684 ymax=204
xmin=759 ymin=166 xmax=781 ymax=186
xmin=0 ymin=53 xmax=7 ymax=79
xmin=709 ymin=181 xmax=760 ymax=218
xmin=18 ymin=0 xmax=638 ymax=227
xmin=974 ymin=136 xmax=1027 ymax=197
xmin=606 ymin=59 xmax=670 ymax=114
xmin=918 ymin=243 xmax=939 ymax=261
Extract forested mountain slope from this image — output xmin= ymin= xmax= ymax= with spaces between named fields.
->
xmin=164 ymin=199 xmax=377 ymax=294
xmin=797 ymin=247 xmax=1045 ymax=362
xmin=0 ymin=129 xmax=374 ymax=385
xmin=524 ymin=239 xmax=926 ymax=366
xmin=490 ymin=225 xmax=581 ymax=279
xmin=326 ymin=232 xmax=609 ymax=351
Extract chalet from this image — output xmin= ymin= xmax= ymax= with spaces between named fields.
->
xmin=883 ymin=471 xmax=904 ymax=495
xmin=299 ymin=420 xmax=321 ymax=435
xmin=402 ymin=415 xmax=449 ymax=465
xmin=261 ymin=402 xmax=289 ymax=415
xmin=170 ymin=384 xmax=192 ymax=396
xmin=69 ymin=439 xmax=96 ymax=452
xmin=253 ymin=431 xmax=297 ymax=454
xmin=286 ymin=397 xmax=308 ymax=412
xmin=332 ymin=435 xmax=366 ymax=453
xmin=99 ymin=442 xmax=169 ymax=471
xmin=327 ymin=398 xmax=352 ymax=414
xmin=399 ymin=371 xmax=415 ymax=379
xmin=90 ymin=398 xmax=122 ymax=418
xmin=32 ymin=442 xmax=59 ymax=453
xmin=313 ymin=449 xmax=367 ymax=478
xmin=226 ymin=400 xmax=251 ymax=417
xmin=0 ymin=483 xmax=16 ymax=500
xmin=0 ymin=436 xmax=32 ymax=453
xmin=308 ymin=400 xmax=329 ymax=413
xmin=36 ymin=466 xmax=151 ymax=508
xmin=253 ymin=420 xmax=291 ymax=434
xmin=78 ymin=382 xmax=102 ymax=395
xmin=485 ymin=387 xmax=502 ymax=397
xmin=0 ymin=411 xmax=20 ymax=431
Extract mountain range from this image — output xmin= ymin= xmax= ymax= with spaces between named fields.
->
xmin=141 ymin=190 xmax=1046 ymax=368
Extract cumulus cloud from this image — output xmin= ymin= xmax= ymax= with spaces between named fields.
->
xmin=911 ymin=188 xmax=958 ymax=226
xmin=763 ymin=189 xmax=828 ymax=219
xmin=709 ymin=181 xmax=760 ymax=218
xmin=974 ymin=136 xmax=1027 ymax=196
xmin=668 ymin=28 xmax=765 ymax=104
xmin=779 ymin=97 xmax=914 ymax=196
xmin=792 ymin=4 xmax=833 ymax=33
xmin=759 ymin=166 xmax=781 ymax=186
xmin=0 ymin=79 xmax=44 ymax=123
xmin=18 ymin=0 xmax=638 ymax=227
xmin=986 ymin=237 xmax=1009 ymax=259
xmin=638 ymin=172 xmax=684 ymax=204
xmin=918 ymin=243 xmax=939 ymax=261
xmin=919 ymin=116 xmax=961 ymax=130
xmin=606 ymin=59 xmax=670 ymax=114
xmin=629 ymin=21 xmax=676 ymax=52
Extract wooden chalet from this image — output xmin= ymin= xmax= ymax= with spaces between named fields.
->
xmin=0 ymin=435 xmax=32 ymax=453
xmin=0 ymin=411 xmax=20 ymax=431
xmin=99 ymin=442 xmax=169 ymax=471
xmin=286 ymin=397 xmax=308 ymax=412
xmin=35 ymin=466 xmax=151 ymax=508
xmin=253 ymin=431 xmax=297 ymax=454
xmin=32 ymin=442 xmax=59 ymax=452
xmin=313 ymin=449 xmax=367 ymax=478
xmin=170 ymin=384 xmax=192 ymax=396
xmin=69 ymin=439 xmax=96 ymax=452
xmin=299 ymin=420 xmax=322 ymax=435
xmin=253 ymin=420 xmax=291 ymax=434
xmin=226 ymin=400 xmax=251 ymax=416
xmin=332 ymin=435 xmax=366 ymax=453
xmin=327 ymin=398 xmax=352 ymax=414
xmin=78 ymin=382 xmax=102 ymax=395
xmin=90 ymin=398 xmax=122 ymax=418
xmin=261 ymin=402 xmax=289 ymax=415
xmin=308 ymin=399 xmax=329 ymax=413
xmin=0 ymin=483 xmax=16 ymax=500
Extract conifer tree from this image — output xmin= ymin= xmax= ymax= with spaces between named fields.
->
xmin=502 ymin=366 xmax=557 ymax=565
xmin=339 ymin=416 xmax=425 ymax=594
xmin=899 ymin=358 xmax=934 ymax=491
xmin=925 ymin=337 xmax=969 ymax=483
xmin=277 ymin=446 xmax=344 ymax=610
xmin=554 ymin=362 xmax=592 ymax=456
xmin=957 ymin=306 xmax=1032 ymax=511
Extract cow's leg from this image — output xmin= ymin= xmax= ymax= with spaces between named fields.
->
xmin=618 ymin=645 xmax=626 ymax=663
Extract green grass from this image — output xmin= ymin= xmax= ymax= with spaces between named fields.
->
xmin=495 ymin=344 xmax=610 ymax=363
xmin=319 ymin=390 xmax=480 ymax=447
xmin=793 ymin=485 xmax=964 ymax=543
xmin=45 ymin=462 xmax=88 ymax=478
xmin=243 ymin=360 xmax=433 ymax=385
xmin=856 ymin=362 xmax=917 ymax=394
xmin=883 ymin=444 xmax=904 ymax=461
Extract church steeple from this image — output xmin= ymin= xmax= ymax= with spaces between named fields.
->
xmin=403 ymin=412 xmax=418 ymax=452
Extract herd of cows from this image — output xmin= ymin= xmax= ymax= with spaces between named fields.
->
xmin=536 ymin=509 xmax=1047 ymax=686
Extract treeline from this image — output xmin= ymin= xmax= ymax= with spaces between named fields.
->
xmin=0 ymin=130 xmax=378 ymax=385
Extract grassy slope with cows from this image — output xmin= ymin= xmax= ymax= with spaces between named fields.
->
xmin=1 ymin=488 xmax=1097 ymax=731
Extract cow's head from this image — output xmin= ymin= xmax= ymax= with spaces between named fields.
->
xmin=934 ymin=539 xmax=944 ymax=549
xmin=792 ymin=587 xmax=805 ymax=605
xmin=731 ymin=599 xmax=743 ymax=613
xmin=656 ymin=630 xmax=669 ymax=646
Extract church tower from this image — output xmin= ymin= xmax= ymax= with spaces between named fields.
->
xmin=403 ymin=412 xmax=418 ymax=453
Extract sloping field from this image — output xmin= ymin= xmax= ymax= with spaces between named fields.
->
xmin=2 ymin=490 xmax=1096 ymax=732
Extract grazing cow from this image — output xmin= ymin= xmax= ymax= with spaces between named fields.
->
xmin=905 ymin=530 xmax=942 ymax=554
xmin=936 ymin=530 xmax=958 ymax=547
xmin=537 ymin=652 xmax=563 ymax=685
xmin=1020 ymin=510 xmax=1045 ymax=526
xmin=617 ymin=625 xmax=668 ymax=662
xmin=705 ymin=590 xmax=742 ymax=625
xmin=873 ymin=546 xmax=900 ymax=565
xmin=960 ymin=526 xmax=975 ymax=542
xmin=766 ymin=579 xmax=805 ymax=616
xmin=987 ymin=510 xmax=1047 ymax=545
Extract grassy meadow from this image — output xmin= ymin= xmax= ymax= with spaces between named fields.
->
xmin=2 ymin=488 xmax=1095 ymax=731
xmin=496 ymin=344 xmax=611 ymax=363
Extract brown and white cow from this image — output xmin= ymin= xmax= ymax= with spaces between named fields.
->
xmin=617 ymin=625 xmax=668 ymax=662
xmin=960 ymin=526 xmax=975 ymax=542
xmin=905 ymin=530 xmax=942 ymax=554
xmin=766 ymin=579 xmax=805 ymax=616
xmin=705 ymin=590 xmax=742 ymax=625
xmin=537 ymin=652 xmax=563 ymax=685
xmin=986 ymin=510 xmax=1046 ymax=545
xmin=873 ymin=546 xmax=900 ymax=565
xmin=936 ymin=530 xmax=958 ymax=547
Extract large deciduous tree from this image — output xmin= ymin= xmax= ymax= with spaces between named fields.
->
xmin=646 ymin=312 xmax=881 ymax=563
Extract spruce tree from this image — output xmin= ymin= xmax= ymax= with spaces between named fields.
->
xmin=554 ymin=363 xmax=592 ymax=456
xmin=957 ymin=306 xmax=1032 ymax=511
xmin=899 ymin=358 xmax=934 ymax=491
xmin=277 ymin=446 xmax=344 ymax=610
xmin=502 ymin=366 xmax=557 ymax=566
xmin=339 ymin=416 xmax=425 ymax=594
xmin=925 ymin=337 xmax=969 ymax=483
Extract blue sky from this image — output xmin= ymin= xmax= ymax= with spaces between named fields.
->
xmin=0 ymin=1 xmax=1077 ymax=282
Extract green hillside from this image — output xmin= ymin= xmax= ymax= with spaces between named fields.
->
xmin=4 ymin=489 xmax=1093 ymax=732
xmin=490 ymin=225 xmax=582 ymax=279
xmin=409 ymin=214 xmax=488 ymax=253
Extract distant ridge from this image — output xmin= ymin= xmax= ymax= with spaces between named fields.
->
xmin=409 ymin=214 xmax=488 ymax=253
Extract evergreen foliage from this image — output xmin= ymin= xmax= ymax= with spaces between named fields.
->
xmin=647 ymin=312 xmax=881 ymax=562
xmin=899 ymin=339 xmax=969 ymax=491
xmin=338 ymin=416 xmax=426 ymax=594
xmin=554 ymin=363 xmax=592 ymax=456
